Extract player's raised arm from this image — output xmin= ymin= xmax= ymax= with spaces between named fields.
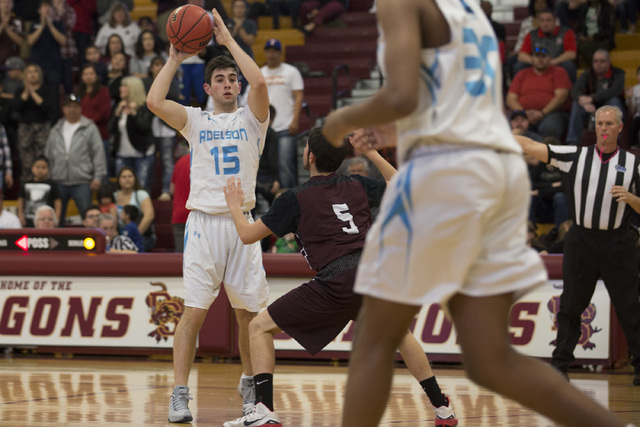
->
xmin=147 ymin=45 xmax=195 ymax=131
xmin=224 ymin=177 xmax=273 ymax=244
xmin=349 ymin=128 xmax=397 ymax=183
xmin=211 ymin=8 xmax=269 ymax=123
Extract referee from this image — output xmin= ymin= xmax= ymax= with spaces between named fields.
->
xmin=517 ymin=105 xmax=640 ymax=385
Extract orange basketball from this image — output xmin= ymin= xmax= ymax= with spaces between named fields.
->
xmin=166 ymin=5 xmax=213 ymax=54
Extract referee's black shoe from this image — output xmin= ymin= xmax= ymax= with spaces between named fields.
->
xmin=633 ymin=373 xmax=640 ymax=386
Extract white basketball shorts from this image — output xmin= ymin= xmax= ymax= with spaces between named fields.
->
xmin=354 ymin=146 xmax=547 ymax=312
xmin=183 ymin=210 xmax=269 ymax=312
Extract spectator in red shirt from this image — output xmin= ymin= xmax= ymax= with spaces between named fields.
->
xmin=514 ymin=8 xmax=577 ymax=82
xmin=67 ymin=0 xmax=96 ymax=69
xmin=78 ymin=63 xmax=113 ymax=176
xmin=507 ymin=44 xmax=572 ymax=140
xmin=170 ymin=153 xmax=190 ymax=253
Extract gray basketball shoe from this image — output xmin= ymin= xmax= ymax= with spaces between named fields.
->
xmin=238 ymin=376 xmax=256 ymax=416
xmin=168 ymin=385 xmax=193 ymax=423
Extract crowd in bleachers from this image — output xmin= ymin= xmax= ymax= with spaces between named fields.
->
xmin=0 ymin=0 xmax=240 ymax=253
xmin=0 ymin=0 xmax=316 ymax=254
xmin=0 ymin=0 xmax=638 ymax=255
xmin=488 ymin=0 xmax=640 ymax=252
xmin=497 ymin=0 xmax=639 ymax=151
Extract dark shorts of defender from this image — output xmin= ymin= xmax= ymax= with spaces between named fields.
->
xmin=552 ymin=225 xmax=640 ymax=373
xmin=268 ymin=252 xmax=362 ymax=355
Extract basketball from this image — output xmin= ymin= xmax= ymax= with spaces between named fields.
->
xmin=166 ymin=5 xmax=213 ymax=54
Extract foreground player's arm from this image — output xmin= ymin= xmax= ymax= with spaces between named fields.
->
xmin=514 ymin=135 xmax=549 ymax=163
xmin=322 ymin=0 xmax=423 ymax=145
xmin=224 ymin=177 xmax=274 ymax=244
xmin=349 ymin=128 xmax=396 ymax=183
xmin=212 ymin=9 xmax=269 ymax=123
xmin=147 ymin=45 xmax=194 ymax=130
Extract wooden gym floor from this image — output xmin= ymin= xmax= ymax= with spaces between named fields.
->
xmin=0 ymin=355 xmax=639 ymax=426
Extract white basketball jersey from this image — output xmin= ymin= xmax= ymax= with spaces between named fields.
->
xmin=377 ymin=0 xmax=520 ymax=163
xmin=180 ymin=106 xmax=268 ymax=215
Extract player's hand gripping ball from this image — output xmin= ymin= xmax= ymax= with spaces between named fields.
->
xmin=166 ymin=5 xmax=213 ymax=53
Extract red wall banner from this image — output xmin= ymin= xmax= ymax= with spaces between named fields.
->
xmin=0 ymin=247 xmax=627 ymax=366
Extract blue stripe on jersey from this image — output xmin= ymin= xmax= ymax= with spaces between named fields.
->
xmin=420 ymin=56 xmax=441 ymax=107
xmin=183 ymin=218 xmax=189 ymax=269
xmin=459 ymin=0 xmax=475 ymax=14
xmin=257 ymin=137 xmax=262 ymax=158
xmin=462 ymin=28 xmax=497 ymax=100
xmin=379 ymin=161 xmax=414 ymax=254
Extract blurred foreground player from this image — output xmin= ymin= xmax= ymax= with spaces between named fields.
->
xmin=322 ymin=0 xmax=639 ymax=426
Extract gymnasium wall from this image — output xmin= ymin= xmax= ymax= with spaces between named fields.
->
xmin=0 ymin=232 xmax=629 ymax=366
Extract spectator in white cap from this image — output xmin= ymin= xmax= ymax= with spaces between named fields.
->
xmin=260 ymin=38 xmax=304 ymax=189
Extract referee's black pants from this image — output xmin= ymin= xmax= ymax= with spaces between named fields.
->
xmin=552 ymin=225 xmax=640 ymax=374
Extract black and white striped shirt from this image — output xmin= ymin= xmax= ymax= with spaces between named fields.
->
xmin=548 ymin=145 xmax=640 ymax=230
xmin=110 ymin=235 xmax=139 ymax=252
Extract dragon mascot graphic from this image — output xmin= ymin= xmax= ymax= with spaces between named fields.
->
xmin=548 ymin=295 xmax=601 ymax=349
xmin=146 ymin=282 xmax=184 ymax=343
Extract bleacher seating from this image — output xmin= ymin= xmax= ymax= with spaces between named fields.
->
xmin=259 ymin=0 xmax=376 ymax=124
xmin=131 ymin=0 xmax=157 ymax=21
xmin=151 ymin=200 xmax=174 ymax=252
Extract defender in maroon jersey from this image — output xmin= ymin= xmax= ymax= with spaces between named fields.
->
xmin=222 ymin=127 xmax=458 ymax=427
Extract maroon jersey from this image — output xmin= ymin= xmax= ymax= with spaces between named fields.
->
xmin=261 ymin=173 xmax=386 ymax=271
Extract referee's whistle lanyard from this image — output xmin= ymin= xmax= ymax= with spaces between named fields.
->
xmin=595 ymin=146 xmax=619 ymax=164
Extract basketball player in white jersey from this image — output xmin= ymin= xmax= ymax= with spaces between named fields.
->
xmin=147 ymin=8 xmax=270 ymax=424
xmin=323 ymin=0 xmax=637 ymax=426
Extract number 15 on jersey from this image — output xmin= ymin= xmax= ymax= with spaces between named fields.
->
xmin=210 ymin=145 xmax=240 ymax=175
